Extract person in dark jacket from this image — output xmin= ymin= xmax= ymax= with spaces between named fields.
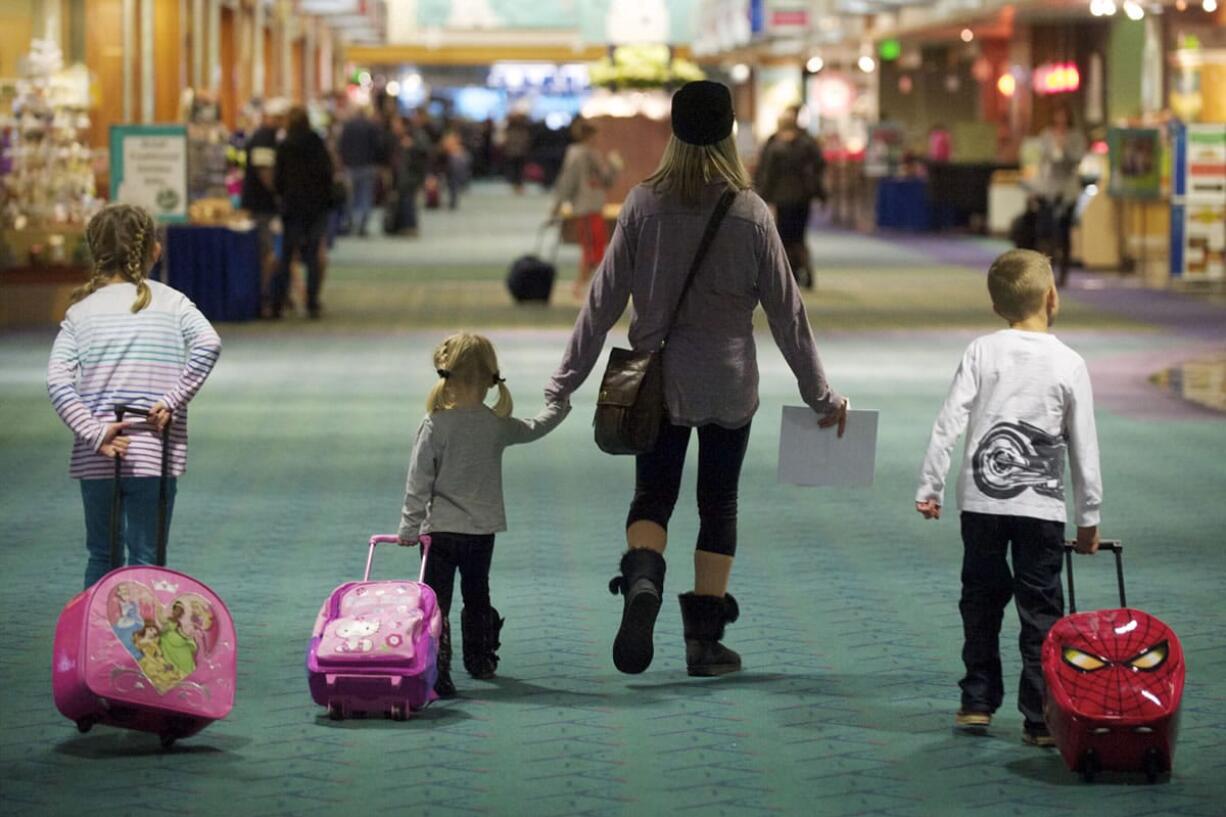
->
xmin=338 ymin=107 xmax=384 ymax=237
xmin=756 ymin=109 xmax=825 ymax=289
xmin=273 ymin=107 xmax=333 ymax=318
xmin=390 ymin=115 xmax=430 ymax=236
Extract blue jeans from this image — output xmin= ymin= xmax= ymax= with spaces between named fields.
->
xmin=81 ymin=477 xmax=178 ymax=588
xmin=346 ymin=166 xmax=377 ymax=235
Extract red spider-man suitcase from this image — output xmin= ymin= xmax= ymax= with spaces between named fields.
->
xmin=1042 ymin=542 xmax=1185 ymax=783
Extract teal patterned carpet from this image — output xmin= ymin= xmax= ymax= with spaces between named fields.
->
xmin=2 ymin=186 xmax=1224 ymax=816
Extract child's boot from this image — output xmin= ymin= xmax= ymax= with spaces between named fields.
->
xmin=434 ymin=617 xmax=456 ymax=698
xmin=461 ymin=605 xmax=504 ymax=680
xmin=609 ymin=548 xmax=666 ymax=674
xmin=678 ymin=592 xmax=742 ymax=677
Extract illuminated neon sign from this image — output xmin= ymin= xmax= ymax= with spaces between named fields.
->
xmin=1034 ymin=62 xmax=1081 ymax=95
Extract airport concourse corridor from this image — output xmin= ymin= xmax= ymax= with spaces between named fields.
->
xmin=2 ymin=185 xmax=1224 ymax=817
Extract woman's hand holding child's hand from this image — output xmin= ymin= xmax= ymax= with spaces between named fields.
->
xmin=98 ymin=420 xmax=137 ymax=459
xmin=916 ymin=500 xmax=941 ymax=520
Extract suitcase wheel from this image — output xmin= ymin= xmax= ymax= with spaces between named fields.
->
xmin=1143 ymin=748 xmax=1166 ymax=784
xmin=1080 ymin=749 xmax=1100 ymax=783
xmin=389 ymin=703 xmax=407 ymax=722
xmin=327 ymin=702 xmax=344 ymax=721
xmin=75 ymin=718 xmax=94 ymax=734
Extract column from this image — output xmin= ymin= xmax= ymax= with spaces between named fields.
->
xmin=253 ymin=0 xmax=264 ymax=96
xmin=122 ymin=0 xmax=135 ymax=121
xmin=192 ymin=0 xmax=203 ymax=89
xmin=141 ymin=0 xmax=154 ymax=121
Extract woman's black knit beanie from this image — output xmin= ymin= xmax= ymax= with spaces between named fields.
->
xmin=671 ymin=81 xmax=734 ymax=146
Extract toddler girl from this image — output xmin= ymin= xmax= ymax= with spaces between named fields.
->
xmin=398 ymin=332 xmax=569 ymax=697
xmin=47 ymin=203 xmax=222 ymax=587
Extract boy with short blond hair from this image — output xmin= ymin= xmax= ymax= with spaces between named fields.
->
xmin=916 ymin=249 xmax=1103 ymax=746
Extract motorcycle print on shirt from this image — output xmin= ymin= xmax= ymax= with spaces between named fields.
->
xmin=972 ymin=420 xmax=1066 ymax=501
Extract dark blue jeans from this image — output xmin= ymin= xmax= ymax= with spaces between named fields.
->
xmin=274 ymin=214 xmax=327 ymax=314
xmin=346 ymin=166 xmax=377 ymax=235
xmin=81 ymin=477 xmax=177 ymax=588
xmin=958 ymin=512 xmax=1064 ymax=724
xmin=422 ymin=533 xmax=495 ymax=616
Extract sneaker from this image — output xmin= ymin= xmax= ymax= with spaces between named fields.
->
xmin=1023 ymin=721 xmax=1056 ymax=747
xmin=955 ymin=709 xmax=992 ymax=729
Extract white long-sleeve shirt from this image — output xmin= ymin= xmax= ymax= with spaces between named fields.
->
xmin=916 ymin=329 xmax=1102 ymax=526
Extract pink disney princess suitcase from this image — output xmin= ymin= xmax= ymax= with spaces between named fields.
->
xmin=52 ymin=406 xmax=237 ymax=748
xmin=307 ymin=534 xmax=442 ymax=720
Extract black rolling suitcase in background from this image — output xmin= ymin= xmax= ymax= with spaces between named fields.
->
xmin=507 ymin=221 xmax=559 ymax=304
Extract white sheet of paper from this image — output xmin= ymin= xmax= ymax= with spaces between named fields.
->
xmin=777 ymin=407 xmax=879 ymax=487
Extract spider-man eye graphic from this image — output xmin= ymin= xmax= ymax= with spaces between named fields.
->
xmin=1062 ymin=647 xmax=1107 ymax=672
xmin=1127 ymin=641 xmax=1168 ymax=672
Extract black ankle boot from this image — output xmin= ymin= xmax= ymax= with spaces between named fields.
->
xmin=678 ymin=592 xmax=742 ymax=677
xmin=434 ymin=617 xmax=456 ymax=698
xmin=608 ymin=549 xmax=666 ymax=674
xmin=460 ymin=605 xmax=504 ymax=680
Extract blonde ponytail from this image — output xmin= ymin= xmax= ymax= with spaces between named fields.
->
xmin=424 ymin=332 xmax=513 ymax=417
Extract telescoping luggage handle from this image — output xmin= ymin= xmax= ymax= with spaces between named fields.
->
xmin=535 ymin=220 xmax=562 ymax=264
xmin=111 ymin=404 xmax=172 ymax=570
xmin=1064 ymin=540 xmax=1125 ymax=614
xmin=365 ymin=534 xmax=432 ymax=584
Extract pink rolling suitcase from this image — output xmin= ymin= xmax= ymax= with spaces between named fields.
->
xmin=307 ymin=534 xmax=442 ymax=720
xmin=52 ymin=406 xmax=237 ymax=748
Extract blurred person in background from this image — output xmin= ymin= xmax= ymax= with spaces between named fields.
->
xmin=338 ymin=106 xmax=385 ymax=237
xmin=503 ymin=112 xmax=533 ymax=194
xmin=1035 ymin=104 xmax=1086 ymax=287
xmin=439 ymin=130 xmax=472 ymax=211
xmin=551 ymin=117 xmax=622 ymax=298
xmin=755 ymin=108 xmax=824 ymax=289
xmin=240 ymin=97 xmax=288 ymax=317
xmin=390 ymin=115 xmax=430 ymax=236
xmin=273 ymin=106 xmax=333 ymax=319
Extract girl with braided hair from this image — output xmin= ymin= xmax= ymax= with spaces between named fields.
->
xmin=397 ymin=332 xmax=570 ymax=697
xmin=47 ymin=203 xmax=222 ymax=587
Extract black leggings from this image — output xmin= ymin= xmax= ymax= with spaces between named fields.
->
xmin=627 ymin=419 xmax=752 ymax=557
xmin=421 ymin=532 xmax=495 ymax=616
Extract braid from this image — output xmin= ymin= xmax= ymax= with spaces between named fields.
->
xmin=127 ymin=211 xmax=152 ymax=312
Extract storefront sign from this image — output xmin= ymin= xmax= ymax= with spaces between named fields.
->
xmin=1107 ymin=127 xmax=1161 ymax=200
xmin=109 ymin=125 xmax=189 ymax=224
xmin=1033 ymin=62 xmax=1080 ymax=95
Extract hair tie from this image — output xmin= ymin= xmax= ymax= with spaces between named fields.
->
xmin=492 ymin=373 xmax=505 ymax=385
xmin=436 ymin=368 xmax=450 ymax=379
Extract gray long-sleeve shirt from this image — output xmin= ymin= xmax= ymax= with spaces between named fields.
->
xmin=547 ymin=182 xmax=843 ymax=427
xmin=399 ymin=402 xmax=570 ymax=539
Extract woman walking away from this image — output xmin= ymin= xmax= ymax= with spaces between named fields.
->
xmin=551 ymin=117 xmax=622 ymax=298
xmin=48 ymin=204 xmax=222 ymax=588
xmin=546 ymin=82 xmax=848 ymax=677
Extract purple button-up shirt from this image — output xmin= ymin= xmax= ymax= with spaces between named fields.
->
xmin=548 ymin=182 xmax=843 ymax=428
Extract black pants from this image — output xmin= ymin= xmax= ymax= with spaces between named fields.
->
xmin=421 ymin=532 xmax=495 ymax=617
xmin=959 ymin=512 xmax=1065 ymax=724
xmin=273 ymin=214 xmax=327 ymax=313
xmin=627 ymin=419 xmax=752 ymax=557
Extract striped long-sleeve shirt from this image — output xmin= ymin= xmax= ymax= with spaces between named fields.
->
xmin=47 ymin=281 xmax=222 ymax=479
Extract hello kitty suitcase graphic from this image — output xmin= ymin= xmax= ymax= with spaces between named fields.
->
xmin=1042 ymin=541 xmax=1185 ymax=783
xmin=307 ymin=534 xmax=442 ymax=720
xmin=52 ymin=406 xmax=237 ymax=748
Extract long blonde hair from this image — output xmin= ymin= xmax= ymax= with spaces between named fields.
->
xmin=644 ymin=134 xmax=752 ymax=207
xmin=426 ymin=332 xmax=513 ymax=418
xmin=72 ymin=203 xmax=157 ymax=312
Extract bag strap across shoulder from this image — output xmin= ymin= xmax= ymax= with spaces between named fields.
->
xmin=662 ymin=187 xmax=737 ymax=347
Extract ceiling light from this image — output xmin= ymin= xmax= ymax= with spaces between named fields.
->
xmin=806 ymin=56 xmax=824 ymax=73
xmin=858 ymin=55 xmax=876 ymax=73
xmin=730 ymin=63 xmax=750 ymax=83
xmin=1123 ymin=0 xmax=1145 ymax=18
xmin=1204 ymin=0 xmax=1218 ymax=11
xmin=960 ymin=29 xmax=974 ymax=43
